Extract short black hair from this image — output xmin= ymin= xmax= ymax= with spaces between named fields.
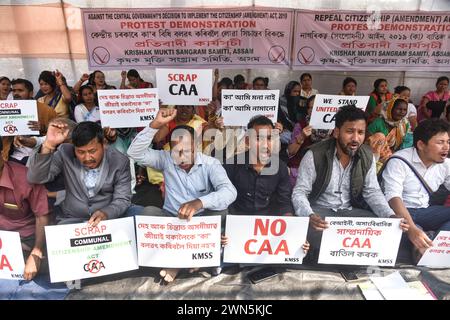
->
xmin=300 ymin=73 xmax=312 ymax=81
xmin=413 ymin=119 xmax=450 ymax=148
xmin=169 ymin=125 xmax=195 ymax=147
xmin=11 ymin=78 xmax=33 ymax=92
xmin=233 ymin=74 xmax=245 ymax=84
xmin=436 ymin=76 xmax=449 ymax=86
xmin=0 ymin=76 xmax=10 ymax=83
xmin=38 ymin=71 xmax=57 ymax=90
xmin=394 ymin=85 xmax=410 ymax=94
xmin=247 ymin=115 xmax=274 ymax=130
xmin=335 ymin=105 xmax=367 ymax=129
xmin=219 ymin=77 xmax=233 ymax=87
xmin=342 ymin=77 xmax=357 ymax=87
xmin=127 ymin=69 xmax=141 ymax=79
xmin=71 ymin=121 xmax=104 ymax=147
xmin=252 ymin=77 xmax=266 ymax=86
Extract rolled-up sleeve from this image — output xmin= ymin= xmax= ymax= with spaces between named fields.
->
xmin=292 ymin=150 xmax=316 ymax=217
xmin=199 ymin=162 xmax=237 ymax=211
xmin=127 ymin=126 xmax=166 ymax=170
xmin=363 ymin=158 xmax=395 ymax=218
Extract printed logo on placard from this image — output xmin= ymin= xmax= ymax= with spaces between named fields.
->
xmin=3 ymin=124 xmax=18 ymax=134
xmin=83 ymin=259 xmax=106 ymax=274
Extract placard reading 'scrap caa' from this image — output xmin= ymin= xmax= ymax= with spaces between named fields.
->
xmin=156 ymin=68 xmax=212 ymax=105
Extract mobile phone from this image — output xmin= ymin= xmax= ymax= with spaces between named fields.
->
xmin=247 ymin=267 xmax=279 ymax=284
xmin=340 ymin=271 xmax=359 ymax=282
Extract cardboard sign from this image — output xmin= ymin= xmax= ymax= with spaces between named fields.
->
xmin=45 ymin=217 xmax=138 ymax=283
xmin=136 ymin=215 xmax=221 ymax=268
xmin=221 ymin=89 xmax=280 ymax=127
xmin=156 ymin=68 xmax=212 ymax=105
xmin=98 ymin=89 xmax=159 ymax=128
xmin=0 ymin=231 xmax=25 ymax=280
xmin=223 ymin=215 xmax=309 ymax=264
xmin=318 ymin=217 xmax=402 ymax=266
xmin=418 ymin=231 xmax=450 ymax=268
xmin=309 ymin=94 xmax=370 ymax=130
xmin=0 ymin=100 xmax=39 ymax=136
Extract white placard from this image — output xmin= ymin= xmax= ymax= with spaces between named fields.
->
xmin=45 ymin=217 xmax=138 ymax=283
xmin=0 ymin=231 xmax=25 ymax=280
xmin=136 ymin=215 xmax=221 ymax=268
xmin=0 ymin=100 xmax=39 ymax=136
xmin=221 ymin=90 xmax=280 ymax=127
xmin=223 ymin=215 xmax=309 ymax=264
xmin=156 ymin=68 xmax=212 ymax=105
xmin=418 ymin=231 xmax=450 ymax=268
xmin=309 ymin=94 xmax=370 ymax=130
xmin=318 ymin=217 xmax=402 ymax=266
xmin=98 ymin=89 xmax=159 ymax=128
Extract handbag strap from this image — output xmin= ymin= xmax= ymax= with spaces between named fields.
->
xmin=382 ymin=155 xmax=433 ymax=195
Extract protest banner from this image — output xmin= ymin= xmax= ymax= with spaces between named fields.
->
xmin=81 ymin=7 xmax=292 ymax=69
xmin=318 ymin=217 xmax=402 ymax=266
xmin=0 ymin=231 xmax=25 ymax=280
xmin=418 ymin=231 xmax=450 ymax=268
xmin=156 ymin=68 xmax=212 ymax=105
xmin=221 ymin=89 xmax=279 ymax=127
xmin=293 ymin=11 xmax=450 ymax=71
xmin=223 ymin=215 xmax=309 ymax=264
xmin=45 ymin=217 xmax=138 ymax=283
xmin=98 ymin=88 xmax=158 ymax=128
xmin=136 ymin=215 xmax=221 ymax=268
xmin=0 ymin=100 xmax=39 ymax=136
xmin=309 ymin=94 xmax=369 ymax=130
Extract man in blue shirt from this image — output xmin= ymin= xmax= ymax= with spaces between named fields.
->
xmin=128 ymin=108 xmax=237 ymax=282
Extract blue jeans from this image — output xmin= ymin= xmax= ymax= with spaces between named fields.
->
xmin=123 ymin=204 xmax=144 ymax=218
xmin=408 ymin=205 xmax=450 ymax=235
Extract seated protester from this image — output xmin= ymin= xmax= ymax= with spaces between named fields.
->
xmin=339 ymin=77 xmax=357 ymax=96
xmin=366 ymin=78 xmax=394 ymax=125
xmin=37 ymin=70 xmax=72 ymax=118
xmin=292 ymin=105 xmax=408 ymax=261
xmin=252 ymin=77 xmax=268 ymax=90
xmin=299 ymin=73 xmax=319 ymax=98
xmin=120 ymin=69 xmax=153 ymax=89
xmin=27 ymin=120 xmax=142 ymax=226
xmin=224 ymin=115 xmax=293 ymax=216
xmin=73 ymin=85 xmax=100 ymax=123
xmin=418 ymin=76 xmax=450 ymax=122
xmin=0 ymin=155 xmax=50 ymax=280
xmin=1 ymin=79 xmax=57 ymax=165
xmin=367 ymin=98 xmax=413 ymax=171
xmin=127 ymin=108 xmax=237 ymax=283
xmin=382 ymin=119 xmax=450 ymax=262
xmin=287 ymin=95 xmax=332 ymax=186
xmin=394 ymin=85 xmax=418 ymax=130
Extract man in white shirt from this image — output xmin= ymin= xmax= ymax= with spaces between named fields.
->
xmin=382 ymin=119 xmax=450 ymax=261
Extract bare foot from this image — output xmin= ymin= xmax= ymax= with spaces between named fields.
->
xmin=163 ymin=268 xmax=180 ymax=283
